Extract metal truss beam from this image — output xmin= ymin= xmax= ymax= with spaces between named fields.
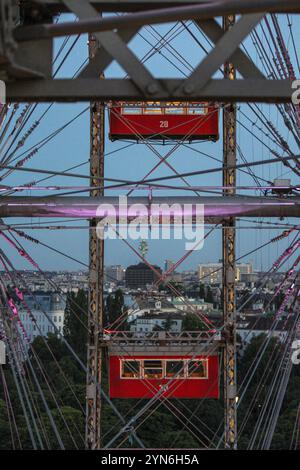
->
xmin=0 ymin=196 xmax=299 ymax=219
xmin=15 ymin=1 xmax=300 ymax=41
xmin=85 ymin=33 xmax=105 ymax=450
xmin=6 ymin=78 xmax=295 ymax=103
xmin=196 ymin=18 xmax=264 ymax=79
xmin=222 ymin=14 xmax=237 ymax=450
xmin=23 ymin=0 xmax=300 ymax=15
xmin=175 ymin=13 xmax=264 ymax=95
xmin=62 ymin=0 xmax=165 ymax=96
xmin=22 ymin=0 xmax=210 ymax=14
xmin=4 ymin=1 xmax=298 ymax=102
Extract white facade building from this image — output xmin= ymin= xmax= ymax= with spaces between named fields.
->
xmin=18 ymin=292 xmax=66 ymax=343
xmin=198 ymin=262 xmax=253 ymax=284
xmin=129 ymin=313 xmax=183 ymax=333
xmin=172 ymin=297 xmax=214 ymax=313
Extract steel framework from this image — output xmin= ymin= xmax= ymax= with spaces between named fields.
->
xmin=222 ymin=14 xmax=237 ymax=450
xmin=1 ymin=0 xmax=300 ymax=451
xmin=2 ymin=0 xmax=300 ymax=103
xmin=0 ymin=196 xmax=298 ymax=219
xmin=85 ymin=34 xmax=105 ymax=450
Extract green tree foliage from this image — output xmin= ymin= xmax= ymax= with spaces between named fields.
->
xmin=0 ymin=399 xmax=13 ymax=450
xmin=160 ymin=281 xmax=185 ymax=296
xmin=199 ymin=283 xmax=206 ymax=300
xmin=1 ymin=324 xmax=299 ymax=449
xmin=105 ymin=289 xmax=125 ymax=327
xmin=182 ymin=313 xmax=206 ymax=331
xmin=63 ymin=289 xmax=88 ymax=360
xmin=205 ymin=286 xmax=214 ymax=304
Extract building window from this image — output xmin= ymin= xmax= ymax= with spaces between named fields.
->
xmin=121 ymin=360 xmax=141 ymax=378
xmin=165 ymin=360 xmax=184 ymax=378
xmin=143 ymin=360 xmax=163 ymax=379
xmin=187 ymin=360 xmax=207 ymax=378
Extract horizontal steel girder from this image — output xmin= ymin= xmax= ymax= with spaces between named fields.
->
xmin=26 ymin=0 xmax=210 ymax=14
xmin=15 ymin=0 xmax=300 ymax=41
xmin=30 ymin=0 xmax=300 ymax=15
xmin=0 ymin=196 xmax=299 ymax=219
xmin=6 ymin=78 xmax=295 ymax=103
xmin=10 ymin=2 xmax=299 ymax=102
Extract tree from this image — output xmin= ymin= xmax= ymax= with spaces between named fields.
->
xmin=0 ymin=399 xmax=12 ymax=450
xmin=199 ymin=283 xmax=206 ymax=300
xmin=163 ymin=316 xmax=174 ymax=331
xmin=182 ymin=313 xmax=206 ymax=331
xmin=273 ymin=291 xmax=285 ymax=311
xmin=205 ymin=285 xmax=214 ymax=304
xmin=105 ymin=289 xmax=125 ymax=327
xmin=63 ymin=289 xmax=88 ymax=360
xmin=163 ymin=281 xmax=185 ymax=296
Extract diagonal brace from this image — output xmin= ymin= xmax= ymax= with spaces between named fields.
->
xmin=62 ymin=0 xmax=166 ymax=96
xmin=195 ymin=17 xmax=265 ymax=80
xmin=79 ymin=28 xmax=140 ymax=78
xmin=178 ymin=13 xmax=265 ymax=95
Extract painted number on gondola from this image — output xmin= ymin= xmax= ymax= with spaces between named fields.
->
xmin=160 ymin=120 xmax=169 ymax=128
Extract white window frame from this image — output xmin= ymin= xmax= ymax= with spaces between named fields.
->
xmin=120 ymin=359 xmax=141 ymax=379
xmin=165 ymin=359 xmax=185 ymax=379
xmin=142 ymin=359 xmax=163 ymax=379
xmin=186 ymin=359 xmax=208 ymax=379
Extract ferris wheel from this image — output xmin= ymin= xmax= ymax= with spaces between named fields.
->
xmin=0 ymin=0 xmax=299 ymax=452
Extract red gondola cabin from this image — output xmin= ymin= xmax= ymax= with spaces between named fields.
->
xmin=109 ymin=101 xmax=219 ymax=141
xmin=109 ymin=353 xmax=219 ymax=399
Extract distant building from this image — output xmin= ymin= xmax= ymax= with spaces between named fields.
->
xmin=105 ymin=265 xmax=125 ymax=284
xmin=125 ymin=263 xmax=162 ymax=289
xmin=237 ymin=314 xmax=291 ymax=350
xmin=129 ymin=312 xmax=183 ymax=333
xmin=172 ymin=297 xmax=214 ymax=313
xmin=198 ymin=263 xmax=222 ymax=284
xmin=164 ymin=259 xmax=175 ymax=272
xmin=127 ymin=296 xmax=176 ymax=323
xmin=18 ymin=292 xmax=66 ymax=343
xmin=198 ymin=262 xmax=253 ymax=284
xmin=236 ymin=263 xmax=253 ymax=281
xmin=167 ymin=272 xmax=183 ymax=283
xmin=240 ymin=272 xmax=258 ymax=285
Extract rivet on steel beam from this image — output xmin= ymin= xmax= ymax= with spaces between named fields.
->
xmin=147 ymin=83 xmax=159 ymax=94
xmin=183 ymin=84 xmax=194 ymax=94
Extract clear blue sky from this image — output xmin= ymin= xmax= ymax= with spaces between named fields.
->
xmin=2 ymin=14 xmax=300 ymax=272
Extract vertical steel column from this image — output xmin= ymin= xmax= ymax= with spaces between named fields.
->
xmin=222 ymin=15 xmax=237 ymax=450
xmin=85 ymin=33 xmax=105 ymax=450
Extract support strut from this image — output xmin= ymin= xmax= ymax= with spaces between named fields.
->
xmin=223 ymin=14 xmax=237 ymax=450
xmin=85 ymin=33 xmax=105 ymax=450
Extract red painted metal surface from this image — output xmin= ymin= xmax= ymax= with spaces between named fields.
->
xmin=109 ymin=355 xmax=219 ymax=399
xmin=109 ymin=102 xmax=219 ymax=141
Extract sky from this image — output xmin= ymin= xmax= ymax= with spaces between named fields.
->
xmin=1 ymin=13 xmax=300 ymax=273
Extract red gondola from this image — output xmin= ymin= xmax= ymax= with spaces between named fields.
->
xmin=109 ymin=101 xmax=219 ymax=141
xmin=109 ymin=353 xmax=219 ymax=399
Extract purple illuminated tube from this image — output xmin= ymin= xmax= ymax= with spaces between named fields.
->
xmin=0 ymin=196 xmax=299 ymax=220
